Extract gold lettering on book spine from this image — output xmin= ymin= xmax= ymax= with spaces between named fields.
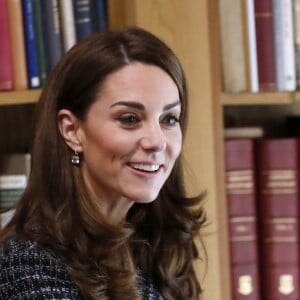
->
xmin=226 ymin=170 xmax=254 ymax=195
xmin=230 ymin=217 xmax=256 ymax=242
xmin=262 ymin=169 xmax=297 ymax=195
xmin=279 ymin=275 xmax=294 ymax=295
xmin=238 ymin=275 xmax=253 ymax=295
xmin=52 ymin=0 xmax=60 ymax=34
xmin=264 ymin=218 xmax=298 ymax=243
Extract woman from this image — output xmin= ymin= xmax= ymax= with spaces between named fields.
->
xmin=0 ymin=27 xmax=206 ymax=299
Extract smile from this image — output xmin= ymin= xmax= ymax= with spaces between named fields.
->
xmin=129 ymin=163 xmax=160 ymax=172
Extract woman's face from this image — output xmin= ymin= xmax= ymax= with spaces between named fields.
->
xmin=76 ymin=62 xmax=182 ymax=216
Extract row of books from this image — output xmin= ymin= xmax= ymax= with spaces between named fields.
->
xmin=224 ymin=133 xmax=300 ymax=299
xmin=219 ymin=0 xmax=300 ymax=93
xmin=0 ymin=0 xmax=107 ymax=91
xmin=0 ymin=153 xmax=30 ymax=228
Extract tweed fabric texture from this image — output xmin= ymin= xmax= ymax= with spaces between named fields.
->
xmin=0 ymin=238 xmax=163 ymax=300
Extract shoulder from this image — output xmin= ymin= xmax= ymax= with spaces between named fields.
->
xmin=0 ymin=238 xmax=82 ymax=300
xmin=1 ymin=237 xmax=45 ymax=259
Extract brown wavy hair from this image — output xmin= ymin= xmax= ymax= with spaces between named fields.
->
xmin=1 ymin=27 xmax=206 ymax=299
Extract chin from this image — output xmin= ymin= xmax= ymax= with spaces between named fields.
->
xmin=129 ymin=190 xmax=160 ymax=204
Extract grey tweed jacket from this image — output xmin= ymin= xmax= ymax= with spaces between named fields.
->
xmin=0 ymin=238 xmax=163 ymax=300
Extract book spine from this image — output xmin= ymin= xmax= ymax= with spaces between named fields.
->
xmin=262 ymin=220 xmax=299 ymax=299
xmin=32 ymin=0 xmax=47 ymax=86
xmin=0 ymin=174 xmax=27 ymax=209
xmin=256 ymin=138 xmax=300 ymax=299
xmin=91 ymin=0 xmax=108 ymax=32
xmin=219 ymin=0 xmax=248 ymax=92
xmin=0 ymin=153 xmax=31 ymax=228
xmin=22 ymin=0 xmax=41 ymax=89
xmin=59 ymin=0 xmax=77 ymax=52
xmin=0 ymin=0 xmax=14 ymax=91
xmin=293 ymin=0 xmax=300 ymax=89
xmin=273 ymin=0 xmax=296 ymax=91
xmin=245 ymin=0 xmax=259 ymax=93
xmin=225 ymin=139 xmax=260 ymax=299
xmin=73 ymin=0 xmax=93 ymax=41
xmin=279 ymin=0 xmax=295 ymax=91
xmin=41 ymin=0 xmax=63 ymax=73
xmin=273 ymin=0 xmax=284 ymax=91
xmin=254 ymin=0 xmax=277 ymax=91
xmin=0 ymin=153 xmax=31 ymax=209
xmin=7 ymin=0 xmax=28 ymax=90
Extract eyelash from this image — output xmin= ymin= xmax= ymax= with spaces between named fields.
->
xmin=117 ymin=113 xmax=180 ymax=128
xmin=162 ymin=114 xmax=180 ymax=126
xmin=118 ymin=114 xmax=140 ymax=126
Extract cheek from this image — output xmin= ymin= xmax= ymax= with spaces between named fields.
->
xmin=169 ymin=132 xmax=182 ymax=160
xmin=173 ymin=143 xmax=182 ymax=162
xmin=92 ymin=129 xmax=135 ymax=157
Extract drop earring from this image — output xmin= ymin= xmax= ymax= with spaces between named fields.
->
xmin=71 ymin=148 xmax=80 ymax=165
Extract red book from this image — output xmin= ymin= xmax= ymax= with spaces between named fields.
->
xmin=225 ymin=139 xmax=260 ymax=300
xmin=0 ymin=0 xmax=13 ymax=91
xmin=256 ymin=138 xmax=300 ymax=300
xmin=254 ymin=0 xmax=276 ymax=91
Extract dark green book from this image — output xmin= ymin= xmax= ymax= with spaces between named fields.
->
xmin=40 ymin=0 xmax=63 ymax=73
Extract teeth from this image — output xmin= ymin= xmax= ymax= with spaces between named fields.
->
xmin=130 ymin=163 xmax=160 ymax=172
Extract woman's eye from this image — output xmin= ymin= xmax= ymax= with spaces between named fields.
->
xmin=118 ymin=114 xmax=140 ymax=126
xmin=162 ymin=114 xmax=180 ymax=126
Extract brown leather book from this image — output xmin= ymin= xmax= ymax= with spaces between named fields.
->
xmin=7 ymin=0 xmax=28 ymax=90
xmin=225 ymin=139 xmax=260 ymax=300
xmin=254 ymin=0 xmax=276 ymax=91
xmin=256 ymin=138 xmax=300 ymax=300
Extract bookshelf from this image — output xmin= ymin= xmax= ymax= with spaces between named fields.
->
xmin=221 ymin=91 xmax=292 ymax=105
xmin=4 ymin=0 xmax=299 ymax=299
xmin=0 ymin=89 xmax=41 ymax=106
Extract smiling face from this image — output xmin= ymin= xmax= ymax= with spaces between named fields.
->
xmin=59 ymin=62 xmax=182 ymax=220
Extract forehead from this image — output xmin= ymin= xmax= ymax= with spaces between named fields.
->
xmin=97 ymin=62 xmax=180 ymax=105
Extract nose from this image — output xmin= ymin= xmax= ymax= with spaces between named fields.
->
xmin=139 ymin=123 xmax=167 ymax=152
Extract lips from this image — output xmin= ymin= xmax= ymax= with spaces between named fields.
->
xmin=129 ymin=163 xmax=160 ymax=172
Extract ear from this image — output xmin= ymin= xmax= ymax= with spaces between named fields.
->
xmin=57 ymin=109 xmax=83 ymax=152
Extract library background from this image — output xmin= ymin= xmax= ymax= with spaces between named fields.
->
xmin=2 ymin=0 xmax=300 ymax=299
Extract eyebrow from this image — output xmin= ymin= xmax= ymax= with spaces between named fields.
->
xmin=110 ymin=100 xmax=181 ymax=111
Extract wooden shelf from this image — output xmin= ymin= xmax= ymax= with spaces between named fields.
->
xmin=0 ymin=90 xmax=41 ymax=106
xmin=221 ymin=91 xmax=292 ymax=105
xmin=291 ymin=91 xmax=300 ymax=102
